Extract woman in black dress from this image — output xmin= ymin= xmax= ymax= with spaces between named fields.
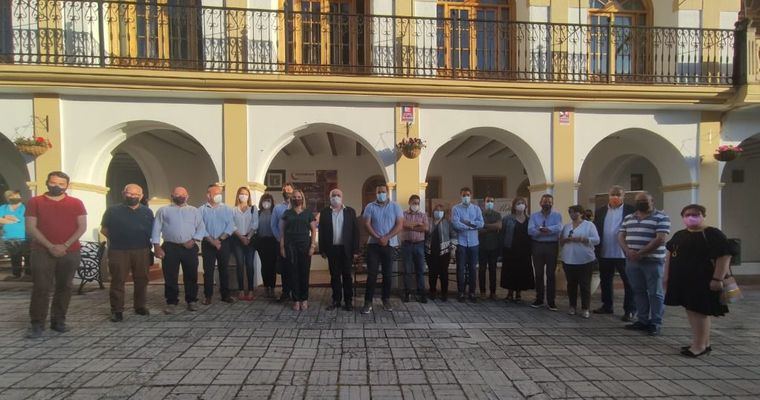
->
xmin=500 ymin=197 xmax=534 ymax=303
xmin=665 ymin=204 xmax=733 ymax=358
xmin=279 ymin=189 xmax=318 ymax=311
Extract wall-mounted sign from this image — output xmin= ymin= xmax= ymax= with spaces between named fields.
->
xmin=558 ymin=111 xmax=571 ymax=125
xmin=401 ymin=105 xmax=415 ymax=124
xmin=289 ymin=170 xmax=317 ymax=183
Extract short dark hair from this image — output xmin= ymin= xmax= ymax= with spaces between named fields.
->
xmin=568 ymin=204 xmax=584 ymax=214
xmin=46 ymin=171 xmax=70 ymax=184
xmin=375 ymin=183 xmax=388 ymax=191
xmin=460 ymin=187 xmax=471 ymax=194
xmin=681 ymin=204 xmax=706 ymax=217
xmin=409 ymin=194 xmax=420 ymax=202
xmin=282 ymin=182 xmax=295 ymax=190
xmin=541 ymin=194 xmax=554 ymax=201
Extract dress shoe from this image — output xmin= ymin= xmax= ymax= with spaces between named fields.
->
xmin=402 ymin=292 xmax=411 ymax=303
xmin=417 ymin=295 xmax=428 ymax=304
xmin=382 ymin=300 xmax=393 ymax=312
xmin=681 ymin=347 xmax=710 ymax=357
xmin=50 ymin=323 xmax=69 ymax=333
xmin=624 ymin=321 xmax=649 ymax=331
xmin=592 ymin=307 xmax=613 ymax=314
xmin=647 ymin=325 xmax=662 ymax=336
xmin=547 ymin=303 xmax=558 ymax=311
xmin=621 ymin=312 xmax=635 ymax=322
xmin=681 ymin=345 xmax=711 ymax=352
xmin=343 ymin=303 xmax=354 ymax=312
xmin=110 ymin=312 xmax=123 ymax=322
xmin=221 ymin=297 xmax=237 ymax=304
xmin=458 ymin=293 xmax=466 ymax=303
xmin=135 ymin=308 xmax=150 ymax=316
xmin=26 ymin=325 xmax=43 ymax=339
xmin=530 ymin=300 xmax=543 ymax=308
xmin=360 ymin=303 xmax=372 ymax=314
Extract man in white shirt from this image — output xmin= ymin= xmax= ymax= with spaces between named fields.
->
xmin=318 ymin=189 xmax=360 ymax=311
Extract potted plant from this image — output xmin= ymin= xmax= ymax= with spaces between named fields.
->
xmin=713 ymin=144 xmax=742 ymax=162
xmin=396 ymin=137 xmax=426 ymax=159
xmin=14 ymin=136 xmax=52 ymax=157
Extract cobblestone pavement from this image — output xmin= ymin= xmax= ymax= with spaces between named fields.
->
xmin=0 ymin=281 xmax=759 ymax=400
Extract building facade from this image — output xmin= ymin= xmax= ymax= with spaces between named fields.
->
xmin=1 ymin=0 xmax=759 ymax=268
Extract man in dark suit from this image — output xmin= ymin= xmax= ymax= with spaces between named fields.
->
xmin=593 ymin=185 xmax=636 ymax=321
xmin=318 ymin=188 xmax=361 ymax=311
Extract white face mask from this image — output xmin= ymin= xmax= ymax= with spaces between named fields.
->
xmin=462 ymin=196 xmax=471 ymax=205
xmin=238 ymin=194 xmax=249 ymax=203
xmin=410 ymin=204 xmax=419 ymax=212
xmin=212 ymin=194 xmax=223 ymax=204
xmin=330 ymin=196 xmax=342 ymax=207
xmin=515 ymin=203 xmax=526 ymax=213
xmin=262 ymin=201 xmax=271 ymax=210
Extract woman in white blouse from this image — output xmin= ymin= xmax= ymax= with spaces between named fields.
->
xmin=232 ymin=186 xmax=258 ymax=301
xmin=560 ymin=205 xmax=601 ymax=318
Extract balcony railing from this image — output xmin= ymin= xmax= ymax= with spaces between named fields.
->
xmin=0 ymin=0 xmax=740 ymax=85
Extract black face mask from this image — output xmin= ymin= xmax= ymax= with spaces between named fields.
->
xmin=292 ymin=199 xmax=303 ymax=207
xmin=172 ymin=196 xmax=187 ymax=206
xmin=47 ymin=185 xmax=65 ymax=196
xmin=541 ymin=204 xmax=552 ymax=211
xmin=635 ymin=201 xmax=650 ymax=212
xmin=124 ymin=197 xmax=140 ymax=207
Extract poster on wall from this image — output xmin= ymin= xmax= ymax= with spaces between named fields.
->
xmin=298 ymin=170 xmax=338 ymax=212
xmin=265 ymin=169 xmax=285 ymax=190
xmin=289 ymin=170 xmax=317 ymax=183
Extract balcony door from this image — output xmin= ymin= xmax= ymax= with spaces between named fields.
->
xmin=588 ymin=0 xmax=648 ymax=81
xmin=285 ymin=0 xmax=368 ymax=72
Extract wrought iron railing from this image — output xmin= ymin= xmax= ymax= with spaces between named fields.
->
xmin=0 ymin=0 xmax=740 ymax=85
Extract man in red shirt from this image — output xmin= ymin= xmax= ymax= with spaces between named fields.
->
xmin=25 ymin=171 xmax=87 ymax=338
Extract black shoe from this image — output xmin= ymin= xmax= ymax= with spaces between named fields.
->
xmin=681 ymin=345 xmax=711 ymax=352
xmin=383 ymin=300 xmax=393 ymax=312
xmin=458 ymin=293 xmax=466 ymax=303
xmin=441 ymin=295 xmax=448 ymax=302
xmin=530 ymin=300 xmax=543 ymax=308
xmin=621 ymin=312 xmax=634 ymax=322
xmin=681 ymin=347 xmax=710 ymax=357
xmin=343 ymin=303 xmax=353 ymax=312
xmin=417 ymin=295 xmax=428 ymax=304
xmin=110 ymin=312 xmax=123 ymax=322
xmin=592 ymin=307 xmax=613 ymax=314
xmin=326 ymin=302 xmax=340 ymax=311
xmin=428 ymin=291 xmax=437 ymax=300
xmin=26 ymin=325 xmax=43 ymax=339
xmin=624 ymin=322 xmax=649 ymax=331
xmin=469 ymin=295 xmax=478 ymax=303
xmin=50 ymin=323 xmax=69 ymax=333
xmin=221 ymin=297 xmax=237 ymax=304
xmin=277 ymin=293 xmax=289 ymax=303
xmin=360 ymin=303 xmax=372 ymax=314
xmin=547 ymin=303 xmax=558 ymax=311
xmin=135 ymin=308 xmax=150 ymax=316
xmin=647 ymin=325 xmax=662 ymax=336
xmin=402 ymin=292 xmax=411 ymax=303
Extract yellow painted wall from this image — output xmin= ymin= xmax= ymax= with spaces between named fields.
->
xmin=552 ymin=108 xmax=574 ymax=213
xmin=223 ymin=100 xmax=248 ymax=205
xmin=698 ymin=111 xmax=722 ymax=226
xmin=32 ymin=94 xmax=62 ymax=193
xmin=395 ymin=104 xmax=421 ymax=206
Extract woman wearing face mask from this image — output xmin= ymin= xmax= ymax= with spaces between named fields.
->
xmin=500 ymin=197 xmax=534 ymax=303
xmin=425 ymin=204 xmax=456 ymax=301
xmin=255 ymin=193 xmax=278 ymax=298
xmin=664 ymin=204 xmax=734 ymax=357
xmin=279 ymin=189 xmax=318 ymax=311
xmin=559 ymin=205 xmax=600 ymax=318
xmin=231 ymin=187 xmax=258 ymax=301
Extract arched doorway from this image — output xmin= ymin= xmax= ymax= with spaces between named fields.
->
xmin=0 ymin=133 xmax=31 ymax=203
xmin=721 ymin=134 xmax=760 ymax=264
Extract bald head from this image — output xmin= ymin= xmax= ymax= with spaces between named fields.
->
xmin=634 ymin=191 xmax=653 ymax=213
xmin=122 ymin=184 xmax=144 ymax=208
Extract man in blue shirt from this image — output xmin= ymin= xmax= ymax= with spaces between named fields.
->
xmin=361 ymin=183 xmax=404 ymax=314
xmin=0 ymin=190 xmax=29 ymax=279
xmin=200 ymin=184 xmax=237 ymax=305
xmin=451 ymin=187 xmax=484 ymax=302
xmin=271 ymin=182 xmax=294 ymax=302
xmin=528 ymin=193 xmax=563 ymax=310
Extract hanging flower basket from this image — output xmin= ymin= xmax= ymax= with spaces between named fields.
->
xmin=713 ymin=145 xmax=742 ymax=162
xmin=396 ymin=137 xmax=426 ymax=159
xmin=14 ymin=136 xmax=52 ymax=157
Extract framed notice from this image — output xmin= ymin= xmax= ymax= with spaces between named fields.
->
xmin=266 ymin=169 xmax=285 ymax=190
xmin=400 ymin=105 xmax=414 ymax=123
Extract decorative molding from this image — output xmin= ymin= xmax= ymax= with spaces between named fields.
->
xmin=69 ymin=182 xmax=110 ymax=195
xmin=528 ymin=182 xmax=554 ymax=192
xmin=148 ymin=197 xmax=171 ymax=206
xmin=386 ymin=182 xmax=397 ymax=189
xmin=573 ymin=182 xmax=582 ymax=189
xmin=660 ymin=182 xmax=699 ymax=192
xmin=419 ymin=182 xmax=429 ymax=189
xmin=248 ymin=182 xmax=267 ymax=192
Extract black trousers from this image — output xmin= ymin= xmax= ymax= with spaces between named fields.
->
xmin=563 ymin=262 xmax=593 ymax=310
xmin=532 ymin=241 xmax=559 ymax=305
xmin=479 ymin=248 xmax=499 ymax=294
xmin=257 ymin=236 xmax=278 ymax=288
xmin=327 ymin=245 xmax=353 ymax=304
xmin=202 ymin=238 xmax=232 ymax=300
xmin=427 ymin=252 xmax=451 ymax=295
xmin=285 ymin=241 xmax=311 ymax=301
xmin=277 ymin=242 xmax=292 ymax=296
xmin=365 ymin=244 xmax=394 ymax=303
xmin=598 ymin=257 xmax=636 ymax=314
xmin=162 ymin=242 xmax=199 ymax=305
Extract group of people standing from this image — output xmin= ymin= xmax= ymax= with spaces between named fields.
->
xmin=6 ymin=171 xmax=737 ymax=358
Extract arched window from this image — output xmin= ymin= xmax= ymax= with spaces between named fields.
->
xmin=588 ymin=0 xmax=650 ymax=80
xmin=436 ymin=0 xmax=511 ymax=75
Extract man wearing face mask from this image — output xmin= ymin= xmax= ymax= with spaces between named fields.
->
xmin=451 ymin=187 xmax=485 ymax=302
xmin=361 ymin=184 xmax=404 ymax=314
xmin=100 ymin=184 xmax=155 ymax=322
xmin=0 ymin=190 xmax=30 ymax=279
xmin=200 ymin=184 xmax=237 ymax=305
xmin=401 ymin=194 xmax=429 ymax=303
xmin=527 ymin=194 xmax=563 ymax=310
xmin=151 ymin=186 xmax=206 ymax=314
xmin=25 ymin=171 xmax=87 ymax=338
xmin=271 ymin=183 xmax=295 ymax=302
xmin=618 ymin=192 xmax=670 ymax=336
xmin=479 ymin=196 xmax=502 ymax=300
xmin=318 ymin=188 xmax=360 ymax=311
xmin=593 ymin=186 xmax=636 ymax=321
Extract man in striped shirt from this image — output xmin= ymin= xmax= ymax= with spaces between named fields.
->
xmin=618 ymin=192 xmax=670 ymax=336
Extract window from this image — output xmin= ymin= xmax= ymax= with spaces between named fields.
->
xmin=0 ymin=1 xmax=11 ymax=62
xmin=588 ymin=0 xmax=649 ymax=80
xmin=436 ymin=0 xmax=511 ymax=76
xmin=284 ymin=0 xmax=369 ymax=72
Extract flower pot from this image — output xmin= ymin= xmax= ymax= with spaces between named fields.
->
xmin=401 ymin=146 xmax=421 ymax=159
xmin=17 ymin=144 xmax=49 ymax=157
xmin=714 ymin=150 xmax=739 ymax=162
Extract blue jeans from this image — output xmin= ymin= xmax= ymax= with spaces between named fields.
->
xmin=625 ymin=258 xmax=665 ymax=327
xmin=402 ymin=242 xmax=426 ymax=295
xmin=456 ymin=245 xmax=479 ymax=295
xmin=231 ymin=236 xmax=255 ymax=292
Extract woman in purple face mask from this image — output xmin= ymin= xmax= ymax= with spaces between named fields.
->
xmin=664 ymin=204 xmax=735 ymax=358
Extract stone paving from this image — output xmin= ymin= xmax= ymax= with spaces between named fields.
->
xmin=0 ymin=280 xmax=759 ymax=400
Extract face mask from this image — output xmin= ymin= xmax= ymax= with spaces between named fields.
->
xmin=410 ymin=204 xmax=420 ymax=212
xmin=434 ymin=210 xmax=444 ymax=220
xmin=172 ymin=196 xmax=187 ymax=206
xmin=238 ymin=194 xmax=249 ymax=203
xmin=282 ymin=191 xmax=291 ymax=201
xmin=212 ymin=194 xmax=223 ymax=204
xmin=609 ymin=196 xmax=623 ymax=207
xmin=462 ymin=196 xmax=470 ymax=205
xmin=330 ymin=196 xmax=342 ymax=207
xmin=293 ymin=199 xmax=303 ymax=207
xmin=47 ymin=185 xmax=65 ymax=196
xmin=683 ymin=215 xmax=704 ymax=228
xmin=376 ymin=192 xmax=387 ymax=202
xmin=635 ymin=201 xmax=650 ymax=212
xmin=485 ymin=202 xmax=494 ymax=210
xmin=541 ymin=204 xmax=551 ymax=211
xmin=515 ymin=203 xmax=526 ymax=213
xmin=124 ymin=197 xmax=140 ymax=207
xmin=261 ymin=201 xmax=271 ymax=210
xmin=8 ymin=198 xmax=21 ymax=205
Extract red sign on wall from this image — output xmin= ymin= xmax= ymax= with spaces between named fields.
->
xmin=401 ymin=105 xmax=415 ymax=123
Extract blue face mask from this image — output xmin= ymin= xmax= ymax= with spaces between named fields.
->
xmin=485 ymin=202 xmax=494 ymax=210
xmin=433 ymin=210 xmax=444 ymax=220
xmin=377 ymin=192 xmax=387 ymax=202
xmin=462 ymin=196 xmax=470 ymax=205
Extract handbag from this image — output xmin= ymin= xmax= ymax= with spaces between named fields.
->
xmin=701 ymin=231 xmax=743 ymax=305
